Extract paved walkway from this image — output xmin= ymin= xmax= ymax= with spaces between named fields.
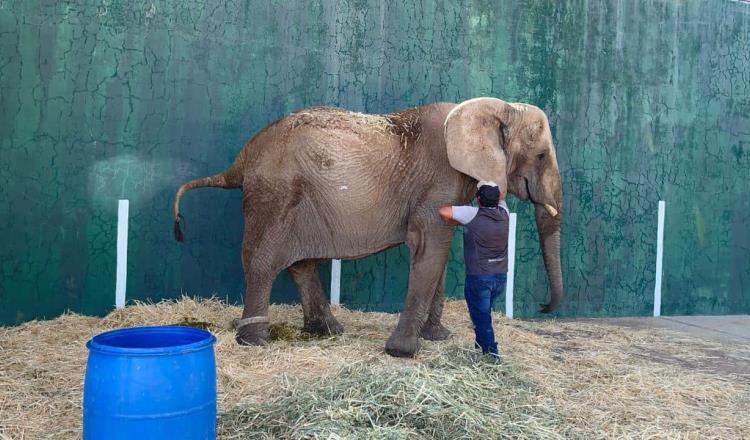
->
xmin=594 ymin=315 xmax=750 ymax=345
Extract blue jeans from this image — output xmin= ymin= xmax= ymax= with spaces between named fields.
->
xmin=464 ymin=273 xmax=507 ymax=355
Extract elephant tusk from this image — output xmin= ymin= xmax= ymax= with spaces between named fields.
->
xmin=543 ymin=204 xmax=559 ymax=218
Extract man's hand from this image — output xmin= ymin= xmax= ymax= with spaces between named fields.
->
xmin=438 ymin=206 xmax=459 ymax=226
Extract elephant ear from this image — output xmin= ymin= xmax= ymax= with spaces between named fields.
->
xmin=444 ymin=97 xmax=515 ymax=196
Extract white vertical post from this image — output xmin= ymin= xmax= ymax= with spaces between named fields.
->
xmin=330 ymin=259 xmax=341 ymax=305
xmin=115 ymin=199 xmax=129 ymax=309
xmin=506 ymin=213 xmax=517 ymax=319
xmin=653 ymin=200 xmax=665 ymax=317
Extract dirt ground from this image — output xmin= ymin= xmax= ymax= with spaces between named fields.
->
xmin=1 ymin=298 xmax=749 ymax=439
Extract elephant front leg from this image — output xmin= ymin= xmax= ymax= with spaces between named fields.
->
xmin=385 ymin=223 xmax=452 ymax=357
xmin=419 ymin=268 xmax=452 ymax=341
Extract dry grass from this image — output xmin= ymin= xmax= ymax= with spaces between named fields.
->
xmin=218 ymin=347 xmax=559 ymax=440
xmin=1 ymin=297 xmax=749 ymax=439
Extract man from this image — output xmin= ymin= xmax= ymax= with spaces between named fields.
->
xmin=438 ymin=181 xmax=509 ymax=359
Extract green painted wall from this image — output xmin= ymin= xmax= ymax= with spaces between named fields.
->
xmin=1 ymin=0 xmax=748 ymax=324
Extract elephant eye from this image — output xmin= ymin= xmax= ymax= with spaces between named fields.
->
xmin=536 ymin=153 xmax=545 ymax=160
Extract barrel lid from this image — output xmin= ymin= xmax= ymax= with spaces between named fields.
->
xmin=87 ymin=325 xmax=216 ymax=356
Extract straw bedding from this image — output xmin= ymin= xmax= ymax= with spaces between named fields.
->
xmin=1 ymin=297 xmax=748 ymax=439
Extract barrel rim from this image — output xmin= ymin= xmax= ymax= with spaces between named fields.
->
xmin=86 ymin=325 xmax=216 ymax=356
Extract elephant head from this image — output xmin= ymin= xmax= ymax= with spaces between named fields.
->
xmin=444 ymin=97 xmax=563 ymax=313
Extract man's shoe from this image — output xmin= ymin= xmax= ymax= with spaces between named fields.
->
xmin=481 ymin=352 xmax=502 ymax=364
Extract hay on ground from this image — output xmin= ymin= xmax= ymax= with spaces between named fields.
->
xmin=1 ymin=297 xmax=749 ymax=439
xmin=218 ymin=346 xmax=560 ymax=440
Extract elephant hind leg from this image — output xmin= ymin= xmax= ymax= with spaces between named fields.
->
xmin=288 ymin=259 xmax=343 ymax=336
xmin=236 ymin=268 xmax=276 ymax=346
xmin=237 ymin=219 xmax=293 ymax=346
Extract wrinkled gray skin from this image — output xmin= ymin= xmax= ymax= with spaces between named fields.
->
xmin=173 ymin=98 xmax=563 ymax=357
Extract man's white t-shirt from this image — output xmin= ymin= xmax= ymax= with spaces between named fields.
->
xmin=452 ymin=200 xmax=510 ymax=225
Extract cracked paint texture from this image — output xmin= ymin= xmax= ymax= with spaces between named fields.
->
xmin=0 ymin=0 xmax=748 ymax=324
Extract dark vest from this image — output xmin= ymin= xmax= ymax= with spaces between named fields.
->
xmin=463 ymin=207 xmax=509 ymax=275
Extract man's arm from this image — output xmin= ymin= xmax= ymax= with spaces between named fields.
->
xmin=438 ymin=206 xmax=459 ymax=225
xmin=439 ymin=206 xmax=478 ymax=225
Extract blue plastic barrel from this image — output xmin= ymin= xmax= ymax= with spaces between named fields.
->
xmin=83 ymin=326 xmax=217 ymax=440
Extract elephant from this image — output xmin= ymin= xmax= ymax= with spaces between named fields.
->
xmin=173 ymin=97 xmax=563 ymax=357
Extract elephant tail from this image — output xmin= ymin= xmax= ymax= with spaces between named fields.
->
xmin=173 ymin=161 xmax=244 ymax=242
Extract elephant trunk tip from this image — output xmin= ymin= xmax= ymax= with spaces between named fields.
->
xmin=174 ymin=215 xmax=184 ymax=242
xmin=538 ymin=297 xmax=562 ymax=314
xmin=538 ymin=303 xmax=554 ymax=314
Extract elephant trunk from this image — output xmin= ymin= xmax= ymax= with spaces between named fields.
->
xmin=534 ymin=204 xmax=563 ymax=313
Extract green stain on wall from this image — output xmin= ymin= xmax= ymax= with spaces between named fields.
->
xmin=1 ymin=0 xmax=748 ymax=324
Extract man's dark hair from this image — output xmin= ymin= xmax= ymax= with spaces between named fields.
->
xmin=477 ymin=185 xmax=500 ymax=207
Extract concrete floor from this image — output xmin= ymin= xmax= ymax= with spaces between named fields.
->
xmin=576 ymin=314 xmax=750 ymax=378
xmin=593 ymin=315 xmax=750 ymax=345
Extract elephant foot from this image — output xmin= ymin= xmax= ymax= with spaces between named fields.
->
xmin=419 ymin=322 xmax=451 ymax=341
xmin=385 ymin=331 xmax=421 ymax=358
xmin=303 ymin=315 xmax=344 ymax=336
xmin=235 ymin=322 xmax=269 ymax=346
